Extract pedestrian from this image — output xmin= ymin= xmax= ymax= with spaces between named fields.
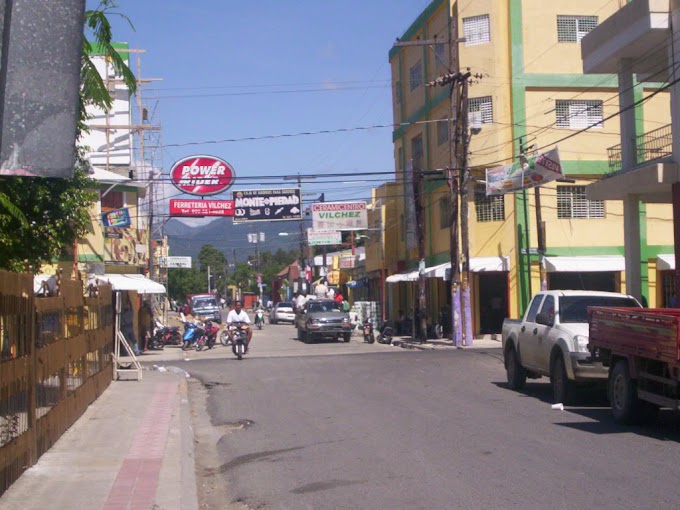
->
xmin=121 ymin=293 xmax=141 ymax=356
xmin=314 ymin=279 xmax=329 ymax=299
xmin=333 ymin=290 xmax=344 ymax=305
xmin=328 ymin=286 xmax=336 ymax=300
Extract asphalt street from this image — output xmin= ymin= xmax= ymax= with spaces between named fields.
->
xmin=175 ymin=317 xmax=680 ymax=510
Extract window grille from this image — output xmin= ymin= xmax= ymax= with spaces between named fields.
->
xmin=557 ymin=15 xmax=598 ymax=43
xmin=475 ymin=194 xmax=505 ymax=222
xmin=101 ymin=190 xmax=124 ymax=211
xmin=463 ymin=14 xmax=491 ymax=46
xmin=556 ymin=100 xmax=603 ymax=129
xmin=434 ymin=43 xmax=447 ymax=70
xmin=469 ymin=96 xmax=493 ymax=125
xmin=557 ymin=186 xmax=604 ymax=219
xmin=409 ymin=60 xmax=423 ymax=91
xmin=439 ymin=197 xmax=452 ymax=228
xmin=437 ymin=118 xmax=449 ymax=146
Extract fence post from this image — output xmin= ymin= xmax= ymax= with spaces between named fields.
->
xmin=27 ymin=274 xmax=37 ymax=465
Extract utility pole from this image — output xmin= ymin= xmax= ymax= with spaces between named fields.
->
xmin=207 ymin=265 xmax=211 ymax=293
xmin=458 ymin=76 xmax=473 ymax=346
xmin=519 ymin=138 xmax=533 ymax=300
xmin=296 ymin=174 xmax=305 ymax=294
xmin=319 ymin=193 xmax=328 ymax=279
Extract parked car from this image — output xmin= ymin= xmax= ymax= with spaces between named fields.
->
xmin=189 ymin=294 xmax=221 ymax=323
xmin=295 ymin=299 xmax=352 ymax=343
xmin=502 ymin=290 xmax=641 ymax=404
xmin=270 ymin=302 xmax=295 ymax=324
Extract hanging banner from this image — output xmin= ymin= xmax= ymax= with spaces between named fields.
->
xmin=403 ymin=160 xmax=418 ymax=251
xmin=307 ymin=229 xmax=341 ymax=246
xmin=102 ymin=208 xmax=131 ymax=228
xmin=169 ymin=199 xmax=235 ymax=217
xmin=486 ymin=147 xmax=563 ymax=196
xmin=311 ymin=201 xmax=367 ymax=231
xmin=159 ymin=256 xmax=192 ymax=269
xmin=232 ymin=188 xmax=302 ymax=223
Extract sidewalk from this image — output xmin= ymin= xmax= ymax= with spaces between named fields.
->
xmin=0 ymin=369 xmax=197 ymax=510
xmin=391 ymin=334 xmax=502 ymax=350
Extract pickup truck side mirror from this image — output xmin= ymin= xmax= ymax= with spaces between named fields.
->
xmin=535 ymin=312 xmax=553 ymax=326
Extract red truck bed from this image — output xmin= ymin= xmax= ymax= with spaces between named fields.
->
xmin=588 ymin=307 xmax=680 ymax=365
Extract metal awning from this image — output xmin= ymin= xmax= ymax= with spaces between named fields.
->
xmin=423 ymin=256 xmax=510 ymax=278
xmin=586 ymin=162 xmax=680 ymax=202
xmin=544 ymin=256 xmax=625 ymax=273
xmin=385 ymin=271 xmax=419 ymax=283
xmin=95 ymin=274 xmax=166 ymax=294
xmin=657 ymin=254 xmax=675 ymax=271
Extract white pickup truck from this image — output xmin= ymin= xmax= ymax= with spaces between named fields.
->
xmin=502 ymin=290 xmax=641 ymax=404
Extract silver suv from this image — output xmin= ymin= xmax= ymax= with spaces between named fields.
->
xmin=295 ymin=299 xmax=352 ymax=343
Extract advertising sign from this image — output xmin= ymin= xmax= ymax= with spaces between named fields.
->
xmin=159 ymin=256 xmax=192 ymax=269
xmin=170 ymin=155 xmax=236 ymax=196
xmin=232 ymin=188 xmax=302 ymax=223
xmin=339 ymin=256 xmax=356 ymax=269
xmin=311 ymin=201 xmax=368 ymax=231
xmin=102 ymin=208 xmax=131 ymax=228
xmin=486 ymin=147 xmax=563 ymax=196
xmin=169 ymin=199 xmax=234 ymax=217
xmin=307 ymin=229 xmax=341 ymax=246
xmin=104 ymin=228 xmax=148 ymax=266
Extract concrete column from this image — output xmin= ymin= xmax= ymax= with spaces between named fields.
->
xmin=671 ymin=1 xmax=680 ymax=301
xmin=618 ymin=59 xmax=642 ymax=300
xmin=624 ymin=195 xmax=642 ymax=300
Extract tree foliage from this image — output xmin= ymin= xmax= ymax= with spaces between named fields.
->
xmin=0 ymin=1 xmax=137 ymax=271
xmin=167 ymin=268 xmax=207 ymax=302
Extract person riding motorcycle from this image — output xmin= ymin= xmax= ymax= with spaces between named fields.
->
xmin=254 ymin=302 xmax=265 ymax=328
xmin=226 ymin=300 xmax=252 ymax=351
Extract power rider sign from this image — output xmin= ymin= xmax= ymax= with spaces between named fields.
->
xmin=311 ymin=201 xmax=367 ymax=231
xmin=170 ymin=155 xmax=235 ymax=196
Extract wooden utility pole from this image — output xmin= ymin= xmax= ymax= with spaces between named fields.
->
xmin=459 ymin=76 xmax=473 ymax=346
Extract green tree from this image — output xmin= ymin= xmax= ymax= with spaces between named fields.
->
xmin=198 ymin=244 xmax=228 ymax=294
xmin=0 ymin=0 xmax=136 ymax=271
xmin=167 ymin=268 xmax=207 ymax=302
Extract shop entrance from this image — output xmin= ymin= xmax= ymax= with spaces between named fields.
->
xmin=548 ymin=272 xmax=617 ymax=292
xmin=478 ymin=272 xmax=508 ymax=335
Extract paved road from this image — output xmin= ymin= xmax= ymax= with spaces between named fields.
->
xmin=177 ymin=321 xmax=680 ymax=510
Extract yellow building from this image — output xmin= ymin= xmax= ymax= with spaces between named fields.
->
xmin=379 ymin=0 xmax=675 ymax=339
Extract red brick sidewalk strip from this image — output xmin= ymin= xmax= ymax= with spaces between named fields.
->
xmin=102 ymin=382 xmax=178 ymax=510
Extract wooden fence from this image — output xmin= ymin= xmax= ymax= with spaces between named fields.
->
xmin=0 ymin=271 xmax=114 ymax=496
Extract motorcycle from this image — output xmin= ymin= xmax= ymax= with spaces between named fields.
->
xmin=195 ymin=320 xmax=220 ymax=351
xmin=181 ymin=320 xmax=205 ymax=351
xmin=362 ymin=319 xmax=375 ymax=344
xmin=229 ymin=321 xmax=249 ymax=360
xmin=254 ymin=309 xmax=265 ymax=330
xmin=151 ymin=321 xmax=181 ymax=350
xmin=377 ymin=322 xmax=394 ymax=345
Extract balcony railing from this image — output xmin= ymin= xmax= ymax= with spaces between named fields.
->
xmin=607 ymin=123 xmax=672 ymax=173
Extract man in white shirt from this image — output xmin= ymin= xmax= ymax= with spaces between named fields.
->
xmin=314 ymin=279 xmax=329 ymax=299
xmin=296 ymin=293 xmax=308 ymax=310
xmin=226 ymin=300 xmax=252 ymax=350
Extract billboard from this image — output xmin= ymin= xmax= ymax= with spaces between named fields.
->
xmin=307 ymin=229 xmax=341 ymax=246
xmin=486 ymin=147 xmax=563 ymax=196
xmin=159 ymin=256 xmax=192 ymax=269
xmin=232 ymin=188 xmax=302 ymax=223
xmin=104 ymin=228 xmax=148 ymax=266
xmin=311 ymin=201 xmax=367 ymax=231
xmin=102 ymin=208 xmax=131 ymax=228
xmin=169 ymin=199 xmax=234 ymax=217
xmin=170 ymin=155 xmax=236 ymax=196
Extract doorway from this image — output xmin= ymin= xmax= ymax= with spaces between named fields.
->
xmin=478 ymin=272 xmax=508 ymax=335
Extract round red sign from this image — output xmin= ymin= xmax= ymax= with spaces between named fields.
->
xmin=169 ymin=155 xmax=235 ymax=196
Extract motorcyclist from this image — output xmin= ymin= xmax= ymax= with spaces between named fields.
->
xmin=254 ymin=301 xmax=265 ymax=327
xmin=226 ymin=300 xmax=252 ymax=351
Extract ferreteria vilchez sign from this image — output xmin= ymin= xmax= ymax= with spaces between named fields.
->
xmin=169 ymin=155 xmax=236 ymax=196
xmin=311 ymin=201 xmax=367 ymax=231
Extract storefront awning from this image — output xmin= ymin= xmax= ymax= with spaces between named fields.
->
xmin=385 ymin=271 xmax=419 ymax=283
xmin=544 ymin=256 xmax=625 ymax=273
xmin=423 ymin=256 xmax=510 ymax=278
xmin=95 ymin=274 xmax=166 ymax=294
xmin=657 ymin=254 xmax=676 ymax=271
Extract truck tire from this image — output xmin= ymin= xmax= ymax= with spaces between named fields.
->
xmin=297 ymin=327 xmax=303 ymax=341
xmin=344 ymin=333 xmax=352 ymax=343
xmin=505 ymin=346 xmax=527 ymax=390
xmin=609 ymin=360 xmax=658 ymax=425
xmin=551 ymin=354 xmax=577 ymax=406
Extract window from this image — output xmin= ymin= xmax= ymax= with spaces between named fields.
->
xmin=411 ymin=134 xmax=424 ymax=170
xmin=437 ymin=118 xmax=449 ymax=146
xmin=526 ymin=294 xmax=545 ymax=323
xmin=475 ymin=194 xmax=505 ymax=222
xmin=101 ymin=190 xmax=124 ymax=211
xmin=439 ymin=197 xmax=452 ymax=229
xmin=539 ymin=295 xmax=555 ymax=326
xmin=557 ymin=185 xmax=604 ymax=219
xmin=434 ymin=43 xmax=446 ymax=70
xmin=463 ymin=14 xmax=491 ymax=46
xmin=469 ymin=96 xmax=493 ymax=126
xmin=409 ymin=60 xmax=423 ymax=91
xmin=556 ymin=100 xmax=603 ymax=129
xmin=557 ymin=15 xmax=598 ymax=43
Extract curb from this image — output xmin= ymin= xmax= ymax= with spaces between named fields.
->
xmin=179 ymin=376 xmax=199 ymax=510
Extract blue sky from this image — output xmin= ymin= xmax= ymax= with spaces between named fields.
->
xmin=99 ymin=0 xmax=434 ymax=221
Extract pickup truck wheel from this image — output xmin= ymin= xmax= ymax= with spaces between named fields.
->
xmin=344 ymin=333 xmax=352 ymax=343
xmin=297 ymin=327 xmax=303 ymax=341
xmin=551 ymin=354 xmax=577 ymax=405
xmin=609 ymin=360 xmax=658 ymax=424
xmin=505 ymin=347 xmax=527 ymax=390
